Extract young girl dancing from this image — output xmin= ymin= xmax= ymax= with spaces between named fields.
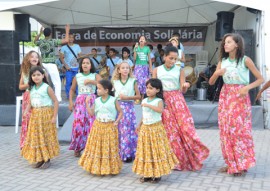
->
xmin=21 ymin=66 xmax=59 ymax=169
xmin=79 ymin=79 xmax=123 ymax=175
xmin=111 ymin=61 xmax=140 ymax=162
xmin=153 ymin=46 xmax=209 ymax=171
xmin=69 ymin=57 xmax=101 ymax=157
xmin=209 ymin=33 xmax=263 ymax=176
xmin=133 ymin=35 xmax=152 ymax=103
xmin=19 ymin=51 xmax=43 ymax=149
xmin=132 ymin=78 xmax=179 ymax=183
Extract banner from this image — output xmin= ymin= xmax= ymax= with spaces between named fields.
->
xmin=55 ymin=26 xmax=208 ymax=54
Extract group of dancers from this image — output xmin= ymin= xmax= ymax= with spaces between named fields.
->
xmin=19 ymin=32 xmax=264 ymax=183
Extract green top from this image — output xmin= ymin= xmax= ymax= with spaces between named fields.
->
xmin=95 ymin=96 xmax=117 ymax=122
xmin=142 ymin=97 xmax=163 ymax=125
xmin=30 ymin=83 xmax=52 ymax=107
xmin=221 ymin=56 xmax=249 ymax=85
xmin=135 ymin=46 xmax=150 ymax=65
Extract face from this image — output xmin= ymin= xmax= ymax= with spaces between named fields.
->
xmin=164 ymin=51 xmax=178 ymax=68
xmin=171 ymin=40 xmax=178 ymax=47
xmin=69 ymin=34 xmax=74 ymax=43
xmin=29 ymin=52 xmax=39 ymax=66
xmin=109 ymin=50 xmax=114 ymax=57
xmin=96 ymin=83 xmax=107 ymax=96
xmin=122 ymin=51 xmax=129 ymax=58
xmin=118 ymin=62 xmax=130 ymax=77
xmin=105 ymin=46 xmax=110 ymax=52
xmin=160 ymin=50 xmax=164 ymax=57
xmin=81 ymin=58 xmax=91 ymax=72
xmin=139 ymin=36 xmax=146 ymax=45
xmin=224 ymin=36 xmax=238 ymax=53
xmin=146 ymin=83 xmax=159 ymax=97
xmin=91 ymin=49 xmax=97 ymax=56
xmin=31 ymin=70 xmax=44 ymax=84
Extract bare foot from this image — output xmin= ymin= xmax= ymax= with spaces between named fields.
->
xmin=233 ymin=170 xmax=247 ymax=177
xmin=218 ymin=166 xmax=228 ymax=173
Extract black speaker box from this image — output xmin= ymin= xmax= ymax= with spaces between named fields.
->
xmin=15 ymin=14 xmax=31 ymax=42
xmin=215 ymin=11 xmax=234 ymax=41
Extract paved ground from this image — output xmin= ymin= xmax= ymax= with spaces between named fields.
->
xmin=1 ymin=126 xmax=270 ymax=191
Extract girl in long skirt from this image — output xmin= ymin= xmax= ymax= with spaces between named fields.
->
xmin=153 ymin=46 xmax=209 ymax=171
xmin=133 ymin=35 xmax=152 ymax=103
xmin=133 ymin=79 xmax=179 ymax=183
xmin=69 ymin=57 xmax=101 ymax=157
xmin=21 ymin=66 xmax=59 ymax=169
xmin=79 ymin=79 xmax=123 ymax=175
xmin=18 ymin=51 xmax=45 ymax=149
xmin=112 ymin=61 xmax=141 ymax=162
xmin=209 ymin=33 xmax=263 ymax=176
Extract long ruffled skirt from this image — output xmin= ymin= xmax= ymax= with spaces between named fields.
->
xmin=118 ymin=101 xmax=137 ymax=161
xmin=162 ymin=90 xmax=209 ymax=171
xmin=132 ymin=122 xmax=179 ymax=178
xmin=78 ymin=120 xmax=122 ymax=175
xmin=21 ymin=107 xmax=59 ymax=163
xmin=218 ymin=84 xmax=256 ymax=174
xmin=20 ymin=91 xmax=31 ymax=149
xmin=133 ymin=65 xmax=149 ymax=95
xmin=69 ymin=94 xmax=96 ymax=151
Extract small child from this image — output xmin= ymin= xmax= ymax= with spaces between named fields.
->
xmin=21 ymin=66 xmax=59 ymax=169
xmin=78 ymin=79 xmax=123 ymax=175
xmin=132 ymin=79 xmax=179 ymax=183
xmin=112 ymin=61 xmax=141 ymax=162
xmin=117 ymin=47 xmax=134 ymax=68
xmin=68 ymin=57 xmax=101 ymax=157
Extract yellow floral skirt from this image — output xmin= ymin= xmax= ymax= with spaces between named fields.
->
xmin=132 ymin=121 xmax=179 ymax=178
xmin=21 ymin=107 xmax=59 ymax=164
xmin=78 ymin=120 xmax=122 ymax=175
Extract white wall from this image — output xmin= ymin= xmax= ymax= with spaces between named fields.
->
xmin=0 ymin=12 xmax=15 ymax=30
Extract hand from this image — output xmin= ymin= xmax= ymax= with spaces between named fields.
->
xmin=65 ymin=24 xmax=70 ymax=31
xmin=68 ymin=103 xmax=74 ymax=111
xmin=114 ymin=121 xmax=119 ymax=126
xmin=182 ymin=82 xmax=190 ymax=93
xmin=51 ymin=116 xmax=56 ymax=124
xmin=84 ymin=79 xmax=91 ymax=85
xmin=119 ymin=94 xmax=126 ymax=100
xmin=85 ymin=96 xmax=91 ymax=104
xmin=215 ymin=68 xmax=226 ymax=76
xmin=141 ymin=103 xmax=149 ymax=108
xmin=39 ymin=27 xmax=44 ymax=34
xmin=255 ymin=92 xmax=262 ymax=101
xmin=65 ymin=65 xmax=71 ymax=71
xmin=135 ymin=126 xmax=140 ymax=134
xmin=239 ymin=86 xmax=249 ymax=97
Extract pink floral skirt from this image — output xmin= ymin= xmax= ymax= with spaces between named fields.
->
xmin=162 ymin=90 xmax=209 ymax=171
xmin=218 ymin=84 xmax=256 ymax=174
xmin=20 ymin=91 xmax=31 ymax=149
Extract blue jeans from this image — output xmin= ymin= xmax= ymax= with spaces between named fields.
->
xmin=65 ymin=69 xmax=78 ymax=98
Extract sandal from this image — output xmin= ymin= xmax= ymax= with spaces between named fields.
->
xmin=74 ymin=150 xmax=81 ymax=157
xmin=32 ymin=161 xmax=44 ymax=168
xmin=124 ymin=157 xmax=133 ymax=163
xmin=218 ymin=166 xmax=228 ymax=173
xmin=150 ymin=177 xmax=161 ymax=183
xmin=233 ymin=170 xmax=247 ymax=177
xmin=139 ymin=177 xmax=151 ymax=183
xmin=40 ymin=160 xmax=51 ymax=169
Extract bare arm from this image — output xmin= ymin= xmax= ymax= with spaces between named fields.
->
xmin=152 ymin=68 xmax=157 ymax=78
xmin=19 ymin=75 xmax=29 ymax=90
xmin=86 ymin=96 xmax=95 ymax=116
xmin=48 ymin=86 xmax=59 ymax=123
xmin=68 ymin=77 xmax=77 ymax=111
xmin=114 ymin=101 xmax=123 ymax=126
xmin=84 ymin=74 xmax=102 ymax=85
xmin=209 ymin=62 xmax=226 ymax=85
xmin=148 ymin=53 xmax=152 ymax=74
xmin=60 ymin=24 xmax=70 ymax=44
xmin=60 ymin=52 xmax=70 ymax=71
xmin=119 ymin=81 xmax=141 ymax=101
xmin=34 ymin=27 xmax=44 ymax=44
xmin=256 ymin=80 xmax=270 ymax=100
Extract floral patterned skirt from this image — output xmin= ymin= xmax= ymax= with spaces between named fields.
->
xmin=21 ymin=107 xmax=59 ymax=163
xmin=133 ymin=65 xmax=149 ymax=95
xmin=20 ymin=91 xmax=31 ymax=149
xmin=78 ymin=120 xmax=122 ymax=175
xmin=132 ymin=121 xmax=179 ymax=178
xmin=218 ymin=84 xmax=256 ymax=174
xmin=162 ymin=90 xmax=209 ymax=171
xmin=118 ymin=101 xmax=137 ymax=161
xmin=69 ymin=94 xmax=96 ymax=151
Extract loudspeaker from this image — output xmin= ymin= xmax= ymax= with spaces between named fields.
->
xmin=215 ymin=11 xmax=234 ymax=41
xmin=15 ymin=14 xmax=31 ymax=42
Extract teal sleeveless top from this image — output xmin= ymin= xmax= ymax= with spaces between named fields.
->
xmin=113 ymin=77 xmax=136 ymax=101
xmin=95 ymin=96 xmax=117 ymax=122
xmin=142 ymin=97 xmax=162 ymax=125
xmin=76 ymin=73 xmax=96 ymax=95
xmin=30 ymin=83 xmax=52 ymax=107
xmin=157 ymin=64 xmax=181 ymax=91
xmin=221 ymin=56 xmax=249 ymax=85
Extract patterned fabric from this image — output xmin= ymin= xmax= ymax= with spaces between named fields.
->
xmin=132 ymin=122 xmax=179 ymax=178
xmin=162 ymin=90 xmax=210 ymax=171
xmin=20 ymin=91 xmax=31 ymax=149
xmin=21 ymin=107 xmax=59 ymax=163
xmin=69 ymin=94 xmax=96 ymax=151
xmin=218 ymin=84 xmax=256 ymax=174
xmin=133 ymin=65 xmax=149 ymax=95
xmin=118 ymin=101 xmax=137 ymax=161
xmin=78 ymin=120 xmax=122 ymax=175
xmin=35 ymin=38 xmax=61 ymax=63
